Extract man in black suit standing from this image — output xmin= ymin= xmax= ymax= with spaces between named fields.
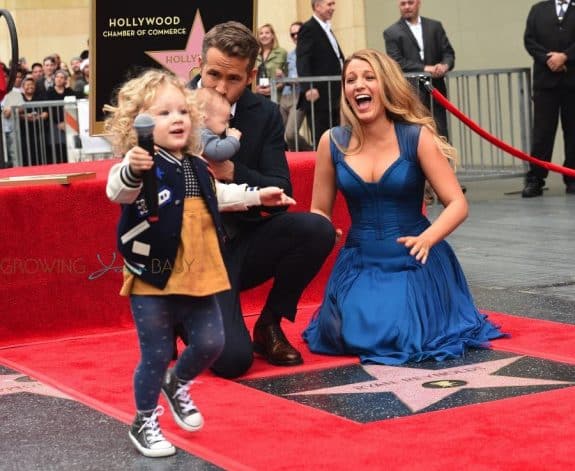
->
xmin=522 ymin=0 xmax=575 ymax=197
xmin=296 ymin=0 xmax=344 ymax=147
xmin=383 ymin=0 xmax=455 ymax=141
xmin=185 ymin=21 xmax=336 ymax=378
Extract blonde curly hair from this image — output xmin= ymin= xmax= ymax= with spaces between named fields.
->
xmin=103 ymin=69 xmax=202 ymax=156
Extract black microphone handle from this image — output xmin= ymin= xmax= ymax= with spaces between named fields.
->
xmin=138 ymin=134 xmax=159 ymax=222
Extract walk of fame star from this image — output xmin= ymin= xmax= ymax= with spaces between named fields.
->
xmin=289 ymin=356 xmax=574 ymax=413
xmin=146 ymin=10 xmax=205 ymax=81
xmin=240 ymin=352 xmax=575 ymax=422
xmin=0 ymin=373 xmax=71 ymax=400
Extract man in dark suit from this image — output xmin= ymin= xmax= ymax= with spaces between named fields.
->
xmin=185 ymin=21 xmax=336 ymax=378
xmin=296 ymin=0 xmax=344 ymax=147
xmin=522 ymin=0 xmax=575 ymax=197
xmin=383 ymin=0 xmax=455 ymax=140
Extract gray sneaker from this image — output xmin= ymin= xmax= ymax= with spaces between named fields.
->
xmin=128 ymin=406 xmax=176 ymax=458
xmin=161 ymin=368 xmax=204 ymax=432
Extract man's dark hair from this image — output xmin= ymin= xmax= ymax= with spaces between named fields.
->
xmin=202 ymin=21 xmax=260 ymax=73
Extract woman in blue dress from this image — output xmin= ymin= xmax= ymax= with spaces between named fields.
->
xmin=303 ymin=49 xmax=505 ymax=365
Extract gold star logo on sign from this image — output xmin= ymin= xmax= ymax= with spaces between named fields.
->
xmin=146 ymin=10 xmax=205 ymax=82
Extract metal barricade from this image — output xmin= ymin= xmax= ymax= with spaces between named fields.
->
xmin=272 ymin=67 xmax=531 ymax=181
xmin=272 ymin=74 xmax=341 ymax=151
xmin=12 ymin=99 xmax=74 ymax=167
xmin=445 ymin=68 xmax=531 ymax=180
xmin=1 ymin=68 xmax=532 ymax=179
xmin=1 ymin=98 xmax=113 ymax=167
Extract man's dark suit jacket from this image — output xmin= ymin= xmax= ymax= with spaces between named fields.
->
xmin=383 ymin=16 xmax=455 ymax=96
xmin=524 ymin=0 xmax=575 ymax=90
xmin=189 ymin=76 xmax=291 ymax=227
xmin=296 ymin=16 xmax=344 ymax=112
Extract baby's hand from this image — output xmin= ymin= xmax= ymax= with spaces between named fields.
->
xmin=227 ymin=127 xmax=242 ymax=140
xmin=126 ymin=146 xmax=154 ymax=176
xmin=259 ymin=187 xmax=296 ymax=207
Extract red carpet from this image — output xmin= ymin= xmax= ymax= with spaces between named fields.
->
xmin=0 ymin=156 xmax=349 ymax=348
xmin=2 ymin=160 xmax=574 ymax=468
xmin=1 ymin=309 xmax=574 ymax=470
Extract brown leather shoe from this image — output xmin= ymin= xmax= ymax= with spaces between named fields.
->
xmin=253 ymin=322 xmax=303 ymax=366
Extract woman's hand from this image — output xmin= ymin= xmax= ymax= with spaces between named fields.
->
xmin=397 ymin=235 xmax=431 ymax=264
xmin=259 ymin=187 xmax=296 ymax=206
xmin=275 ymin=69 xmax=285 ymax=90
xmin=255 ymin=84 xmax=271 ymax=96
xmin=305 ymin=88 xmax=320 ymax=103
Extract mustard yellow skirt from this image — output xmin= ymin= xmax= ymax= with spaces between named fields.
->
xmin=121 ymin=197 xmax=230 ymax=297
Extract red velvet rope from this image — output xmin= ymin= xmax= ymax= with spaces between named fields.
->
xmin=429 ymin=86 xmax=575 ymax=178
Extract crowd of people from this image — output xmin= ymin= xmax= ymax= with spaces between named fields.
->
xmin=0 ymin=47 xmax=89 ymax=167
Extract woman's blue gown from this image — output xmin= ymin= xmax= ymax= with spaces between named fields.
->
xmin=303 ymin=123 xmax=505 ymax=365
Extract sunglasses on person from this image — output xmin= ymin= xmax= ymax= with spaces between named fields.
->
xmin=290 ymin=31 xmax=299 ymax=38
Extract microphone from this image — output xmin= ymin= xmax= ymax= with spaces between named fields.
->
xmin=134 ymin=113 xmax=159 ymax=222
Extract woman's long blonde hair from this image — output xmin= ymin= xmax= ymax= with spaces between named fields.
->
xmin=339 ymin=48 xmax=457 ymax=163
xmin=103 ymin=69 xmax=202 ymax=156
